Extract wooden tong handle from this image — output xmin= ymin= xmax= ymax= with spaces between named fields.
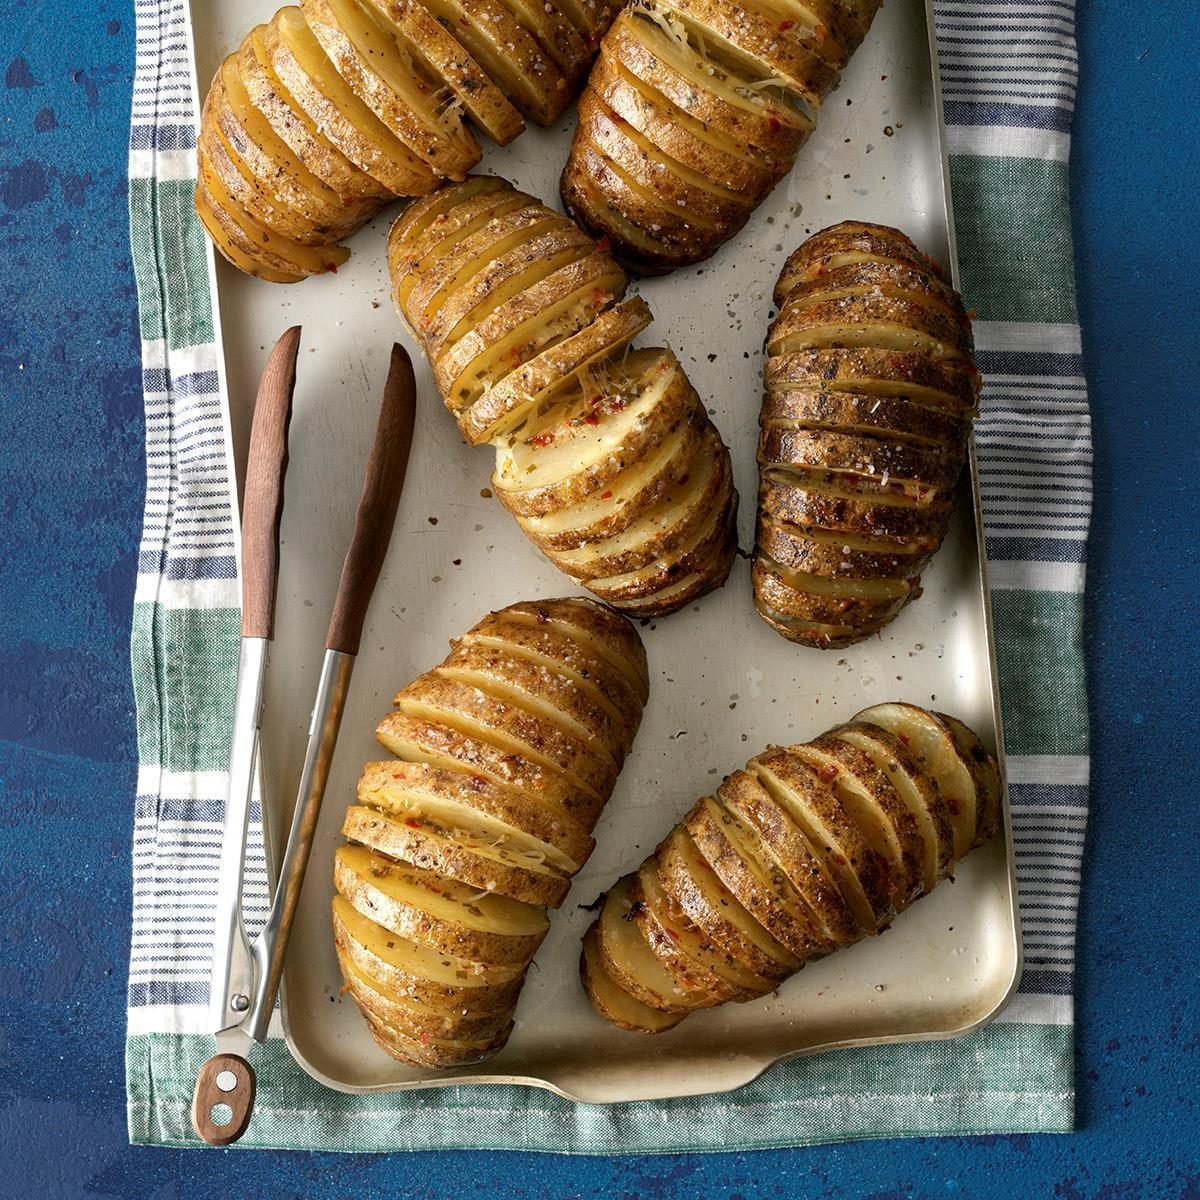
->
xmin=192 ymin=1053 xmax=255 ymax=1147
xmin=240 ymin=326 xmax=301 ymax=639
xmin=326 ymin=344 xmax=417 ymax=655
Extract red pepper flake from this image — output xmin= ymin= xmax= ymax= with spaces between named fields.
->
xmin=595 ymin=235 xmax=612 ymax=253
xmin=820 ymin=762 xmax=839 ymax=781
xmin=420 ymin=1029 xmax=432 ymax=1044
xmin=404 ymin=818 xmax=422 ymax=829
xmin=778 ymin=18 xmax=795 ymax=30
xmin=583 ymin=412 xmax=600 ymax=425
xmin=590 ymin=287 xmax=608 ymax=304
xmin=768 ymin=116 xmax=782 ymax=133
xmin=600 ymin=489 xmax=613 ymax=499
xmin=609 ymin=397 xmax=627 ymax=411
xmin=529 ymin=430 xmax=555 ymax=447
xmin=898 ymin=732 xmax=910 ymax=746
xmin=324 ymin=263 xmax=339 ymax=275
xmin=946 ymin=797 xmax=961 ymax=815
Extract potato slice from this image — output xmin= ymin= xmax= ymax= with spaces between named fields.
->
xmin=771 ymin=294 xmax=974 ymax=360
xmin=790 ymin=738 xmax=925 ymax=910
xmin=550 ymin=429 xmax=727 ymax=581
xmin=519 ymin=407 xmax=701 ymax=548
xmin=581 ymin=924 xmax=686 ymax=1033
xmin=854 ymin=703 xmax=981 ymax=861
xmin=761 ymin=388 xmax=967 ymax=448
xmin=656 ymin=825 xmax=799 ymax=981
xmin=436 ymin=643 xmax=630 ymax=768
xmin=402 ymin=200 xmax=563 ymax=337
xmin=425 ymin=229 xmax=596 ymax=358
xmin=831 ymin=724 xmax=956 ymax=887
xmin=617 ymin=9 xmax=810 ymax=159
xmin=335 ymin=844 xmax=548 ymax=964
xmin=434 ymin=255 xmax=625 ymax=409
xmin=214 ymin=56 xmax=374 ymax=239
xmin=202 ymin=99 xmax=333 ymax=249
xmin=939 ymin=713 xmax=1004 ymax=845
xmin=684 ymin=796 xmax=830 ymax=959
xmin=578 ymin=87 xmax=752 ymax=231
xmin=662 ymin=0 xmax=840 ymax=108
xmin=596 ymin=876 xmax=702 ymax=1012
xmin=301 ymin=0 xmax=479 ymax=179
xmin=759 ymin=469 xmax=952 ymax=542
xmin=460 ymin=296 xmax=652 ymax=445
xmin=194 ymin=184 xmax=306 ymax=283
xmin=484 ymin=598 xmax=650 ymax=705
xmin=359 ymin=1004 xmax=514 ymax=1068
xmin=266 ymin=8 xmax=439 ymax=195
xmin=494 ymin=349 xmax=693 ymax=515
xmin=196 ymin=142 xmax=350 ymax=277
xmin=587 ymin=467 xmax=738 ymax=606
xmin=592 ymin=35 xmax=781 ymax=193
xmin=343 ymin=805 xmax=571 ymax=907
xmin=634 ymin=860 xmax=775 ymax=999
xmin=416 ymin=0 xmax=569 ymax=125
xmin=376 ymin=709 xmax=579 ymax=813
xmin=336 ymin=946 xmax=515 ymax=1041
xmin=757 ymin=517 xmax=931 ymax=582
xmin=718 ymin=769 xmax=864 ymax=944
xmin=459 ymin=614 xmax=646 ymax=733
xmin=749 ymin=749 xmax=894 ymax=931
xmin=394 ymin=675 xmax=616 ymax=808
xmin=359 ymin=759 xmax=593 ymax=867
xmin=333 ymin=895 xmax=526 ymax=1001
xmin=359 ymin=0 xmax=525 ymax=145
xmin=241 ymin=28 xmax=392 ymax=204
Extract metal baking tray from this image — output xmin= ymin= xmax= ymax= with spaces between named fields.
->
xmin=188 ymin=0 xmax=1021 ymax=1104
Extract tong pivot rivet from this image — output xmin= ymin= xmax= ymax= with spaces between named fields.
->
xmin=231 ymin=993 xmax=250 ymax=1012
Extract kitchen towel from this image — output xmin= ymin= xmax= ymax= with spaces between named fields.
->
xmin=126 ymin=0 xmax=1087 ymax=1151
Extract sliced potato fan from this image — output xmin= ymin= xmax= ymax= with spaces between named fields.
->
xmin=389 ymin=176 xmax=739 ymax=617
xmin=560 ymin=0 xmax=883 ymax=272
xmin=335 ymin=598 xmax=647 ymax=1066
xmin=752 ymin=222 xmax=982 ymax=647
xmin=195 ymin=1 xmax=620 ymax=280
xmin=581 ymin=704 xmax=1001 ymax=1033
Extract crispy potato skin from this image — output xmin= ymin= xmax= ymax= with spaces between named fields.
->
xmin=335 ymin=598 xmax=647 ymax=1065
xmin=580 ymin=704 xmax=1002 ymax=1033
xmin=752 ymin=221 xmax=982 ymax=647
xmin=560 ymin=0 xmax=883 ymax=273
xmin=194 ymin=2 xmax=618 ymax=279
xmin=388 ymin=175 xmax=739 ymax=617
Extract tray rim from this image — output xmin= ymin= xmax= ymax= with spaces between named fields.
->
xmin=184 ymin=0 xmax=1024 ymax=1105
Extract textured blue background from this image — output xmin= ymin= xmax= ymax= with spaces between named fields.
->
xmin=1 ymin=1 xmax=1197 ymax=1196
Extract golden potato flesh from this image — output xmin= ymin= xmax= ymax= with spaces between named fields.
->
xmin=752 ymin=222 xmax=982 ymax=648
xmin=335 ymin=598 xmax=647 ymax=1066
xmin=581 ymin=706 xmax=1001 ymax=1033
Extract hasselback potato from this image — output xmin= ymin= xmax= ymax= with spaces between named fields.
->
xmin=388 ymin=175 xmax=740 ymax=616
xmin=195 ymin=0 xmax=620 ymax=281
xmin=752 ymin=222 xmax=982 ymax=647
xmin=560 ymin=0 xmax=883 ymax=273
xmin=335 ymin=597 xmax=648 ymax=1067
xmin=581 ymin=702 xmax=1002 ymax=1034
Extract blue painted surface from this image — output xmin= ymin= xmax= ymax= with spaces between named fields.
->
xmin=1 ymin=0 xmax=1197 ymax=1195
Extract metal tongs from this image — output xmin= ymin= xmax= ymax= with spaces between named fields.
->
xmin=191 ymin=328 xmax=416 ymax=1145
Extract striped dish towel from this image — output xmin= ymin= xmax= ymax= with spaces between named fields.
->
xmin=126 ymin=0 xmax=1087 ymax=1150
